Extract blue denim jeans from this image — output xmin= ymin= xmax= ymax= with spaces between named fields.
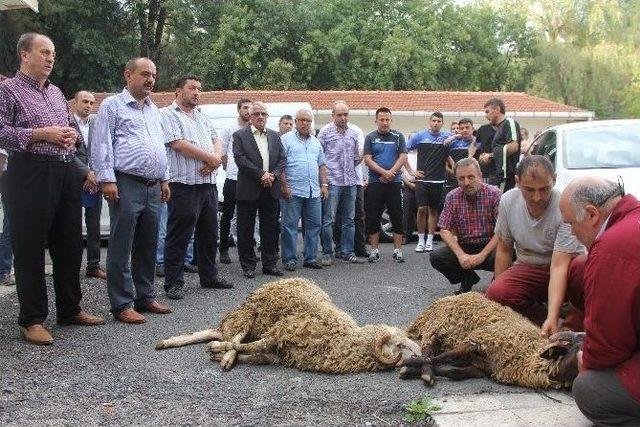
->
xmin=321 ymin=184 xmax=356 ymax=257
xmin=156 ymin=202 xmax=193 ymax=265
xmin=280 ymin=195 xmax=322 ymax=264
xmin=0 ymin=198 xmax=13 ymax=277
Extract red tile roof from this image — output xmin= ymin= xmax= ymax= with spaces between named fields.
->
xmin=89 ymin=90 xmax=588 ymax=114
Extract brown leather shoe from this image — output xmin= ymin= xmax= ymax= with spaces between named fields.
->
xmin=58 ymin=309 xmax=106 ymax=326
xmin=113 ymin=308 xmax=146 ymax=324
xmin=134 ymin=300 xmax=172 ymax=314
xmin=86 ymin=268 xmax=107 ymax=280
xmin=20 ymin=324 xmax=54 ymax=345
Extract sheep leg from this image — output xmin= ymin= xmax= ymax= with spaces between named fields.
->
xmin=210 ymin=352 xmax=279 ymax=365
xmin=429 ymin=342 xmax=480 ymax=366
xmin=155 ymin=329 xmax=222 ymax=350
xmin=232 ymin=339 xmax=269 ymax=354
xmin=218 ymin=331 xmax=248 ymax=371
xmin=433 ymin=364 xmax=485 ymax=380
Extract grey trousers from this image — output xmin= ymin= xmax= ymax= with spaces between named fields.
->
xmin=573 ymin=369 xmax=640 ymax=426
xmin=106 ymin=175 xmax=160 ymax=312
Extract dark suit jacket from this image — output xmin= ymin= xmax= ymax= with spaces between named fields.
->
xmin=72 ymin=114 xmax=96 ymax=177
xmin=232 ymin=126 xmax=286 ymax=201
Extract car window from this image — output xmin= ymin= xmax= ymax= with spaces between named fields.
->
xmin=534 ymin=131 xmax=557 ymax=166
xmin=563 ymin=124 xmax=640 ymax=169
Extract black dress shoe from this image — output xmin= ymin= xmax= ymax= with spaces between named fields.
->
xmin=219 ymin=251 xmax=231 ymax=264
xmin=202 ymin=278 xmax=234 ymax=289
xmin=243 ymin=270 xmax=255 ymax=279
xmin=262 ymin=268 xmax=283 ymax=277
xmin=303 ymin=261 xmax=322 ymax=269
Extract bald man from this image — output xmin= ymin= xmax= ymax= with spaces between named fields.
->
xmin=72 ymin=91 xmax=105 ymax=280
xmin=560 ymin=177 xmax=640 ymax=425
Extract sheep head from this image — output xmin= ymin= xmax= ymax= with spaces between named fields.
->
xmin=540 ymin=331 xmax=585 ymax=386
xmin=373 ymin=329 xmax=422 ymax=366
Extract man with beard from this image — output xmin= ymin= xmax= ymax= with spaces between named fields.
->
xmin=485 ymin=155 xmax=585 ymax=336
xmin=160 ymin=75 xmax=232 ymax=300
xmin=92 ymin=57 xmax=172 ymax=324
xmin=430 ymin=158 xmax=501 ymax=294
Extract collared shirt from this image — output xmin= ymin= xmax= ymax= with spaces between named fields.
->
xmin=281 ymin=130 xmax=326 ymax=198
xmin=438 ymin=183 xmax=502 ymax=245
xmin=0 ymin=70 xmax=76 ymax=156
xmin=73 ymin=113 xmax=90 ymax=147
xmin=161 ymin=101 xmax=217 ymax=185
xmin=91 ymin=88 xmax=168 ymax=182
xmin=317 ymin=122 xmax=360 ymax=187
xmin=221 ymin=120 xmax=245 ymax=180
xmin=251 ymin=124 xmax=269 ymax=171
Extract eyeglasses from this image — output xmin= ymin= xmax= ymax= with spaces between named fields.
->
xmin=251 ymin=112 xmax=268 ymax=117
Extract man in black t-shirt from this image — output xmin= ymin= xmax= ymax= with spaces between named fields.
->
xmin=476 ymin=123 xmax=497 ymax=183
xmin=484 ymin=98 xmax=522 ymax=192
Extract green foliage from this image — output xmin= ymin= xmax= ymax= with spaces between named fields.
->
xmin=403 ymin=395 xmax=442 ymax=423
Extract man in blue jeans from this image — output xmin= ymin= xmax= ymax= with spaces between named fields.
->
xmin=279 ymin=109 xmax=328 ymax=271
xmin=318 ymin=101 xmax=365 ymax=265
xmin=155 ymin=202 xmax=195 ymax=277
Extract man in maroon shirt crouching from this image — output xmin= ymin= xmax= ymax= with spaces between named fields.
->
xmin=560 ymin=176 xmax=640 ymax=425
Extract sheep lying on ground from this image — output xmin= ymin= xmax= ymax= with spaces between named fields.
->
xmin=156 ymin=278 xmax=421 ymax=373
xmin=402 ymin=292 xmax=583 ymax=389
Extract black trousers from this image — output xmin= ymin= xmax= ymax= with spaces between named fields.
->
xmin=164 ymin=183 xmax=219 ymax=290
xmin=236 ymin=189 xmax=279 ymax=272
xmin=2 ymin=157 xmax=83 ymax=326
xmin=429 ymin=242 xmax=495 ymax=286
xmin=402 ymin=185 xmax=417 ymax=236
xmin=334 ymin=184 xmax=366 ymax=254
xmin=84 ymin=198 xmax=102 ymax=272
xmin=219 ymin=178 xmax=236 ymax=252
xmin=364 ymin=182 xmax=403 ymax=235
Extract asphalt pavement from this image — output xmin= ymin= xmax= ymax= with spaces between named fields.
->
xmin=0 ymin=242 xmax=589 ymax=426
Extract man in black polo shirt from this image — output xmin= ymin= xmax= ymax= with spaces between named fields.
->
xmin=484 ymin=98 xmax=522 ymax=192
xmin=363 ymin=107 xmax=407 ymax=263
xmin=476 ymin=123 xmax=497 ymax=184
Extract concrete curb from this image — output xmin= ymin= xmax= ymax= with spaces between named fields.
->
xmin=431 ymin=391 xmax=591 ymax=427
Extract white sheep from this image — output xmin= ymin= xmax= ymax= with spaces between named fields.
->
xmin=156 ymin=277 xmax=421 ymax=373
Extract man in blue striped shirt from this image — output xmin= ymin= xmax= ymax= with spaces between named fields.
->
xmin=160 ymin=75 xmax=233 ymax=300
xmin=91 ymin=57 xmax=172 ymax=324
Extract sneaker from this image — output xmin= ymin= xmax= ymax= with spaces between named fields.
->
xmin=368 ymin=251 xmax=380 ymax=263
xmin=219 ymin=251 xmax=231 ymax=264
xmin=415 ymin=242 xmax=426 ymax=253
xmin=321 ymin=254 xmax=333 ymax=266
xmin=392 ymin=251 xmax=405 ymax=263
xmin=156 ymin=264 xmax=165 ymax=277
xmin=166 ymin=285 xmax=185 ymax=300
xmin=284 ymin=261 xmax=296 ymax=271
xmin=0 ymin=273 xmax=15 ymax=286
xmin=342 ymin=255 xmax=365 ymax=264
xmin=424 ymin=242 xmax=433 ymax=252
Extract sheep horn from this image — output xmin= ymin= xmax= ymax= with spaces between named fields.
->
xmin=374 ymin=332 xmax=402 ymax=366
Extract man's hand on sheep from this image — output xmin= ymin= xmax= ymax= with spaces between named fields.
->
xmin=540 ymin=316 xmax=560 ymax=337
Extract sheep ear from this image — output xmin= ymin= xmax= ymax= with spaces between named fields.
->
xmin=374 ymin=331 xmax=402 ymax=365
xmin=540 ymin=342 xmax=570 ymax=360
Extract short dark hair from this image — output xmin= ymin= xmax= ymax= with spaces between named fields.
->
xmin=16 ymin=32 xmax=49 ymax=60
xmin=516 ymin=154 xmax=555 ymax=178
xmin=375 ymin=107 xmax=392 ymax=118
xmin=175 ymin=75 xmax=201 ymax=89
xmin=458 ymin=117 xmax=473 ymax=126
xmin=484 ymin=98 xmax=506 ymax=114
xmin=236 ymin=98 xmax=252 ymax=111
xmin=431 ymin=111 xmax=444 ymax=120
xmin=279 ymin=114 xmax=293 ymax=123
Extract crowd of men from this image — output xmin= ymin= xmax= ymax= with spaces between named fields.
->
xmin=0 ymin=32 xmax=638 ymax=425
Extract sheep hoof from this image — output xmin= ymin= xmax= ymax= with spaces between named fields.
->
xmin=403 ymin=356 xmax=425 ymax=368
xmin=155 ymin=340 xmax=166 ymax=350
xmin=208 ymin=341 xmax=233 ymax=353
xmin=421 ymin=373 xmax=435 ymax=387
xmin=399 ymin=366 xmax=422 ymax=380
xmin=220 ymin=350 xmax=237 ymax=371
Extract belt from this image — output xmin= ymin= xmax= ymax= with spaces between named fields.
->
xmin=115 ymin=170 xmax=160 ymax=187
xmin=10 ymin=151 xmax=75 ymax=163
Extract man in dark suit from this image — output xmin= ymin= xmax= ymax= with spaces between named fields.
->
xmin=232 ymin=101 xmax=286 ymax=278
xmin=72 ymin=91 xmax=106 ymax=280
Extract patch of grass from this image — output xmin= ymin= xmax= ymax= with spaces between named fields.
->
xmin=403 ymin=395 xmax=442 ymax=423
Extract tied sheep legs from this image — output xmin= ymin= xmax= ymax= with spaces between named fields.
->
xmin=399 ymin=342 xmax=485 ymax=385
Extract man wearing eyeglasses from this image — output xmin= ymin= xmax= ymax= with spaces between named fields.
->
xmin=232 ymin=102 xmax=286 ymax=278
xmin=485 ymin=155 xmax=586 ymax=337
xmin=559 ymin=176 xmax=640 ymax=426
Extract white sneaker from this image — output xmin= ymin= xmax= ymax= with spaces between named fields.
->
xmin=424 ymin=242 xmax=433 ymax=252
xmin=392 ymin=251 xmax=405 ymax=263
xmin=415 ymin=242 xmax=426 ymax=253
